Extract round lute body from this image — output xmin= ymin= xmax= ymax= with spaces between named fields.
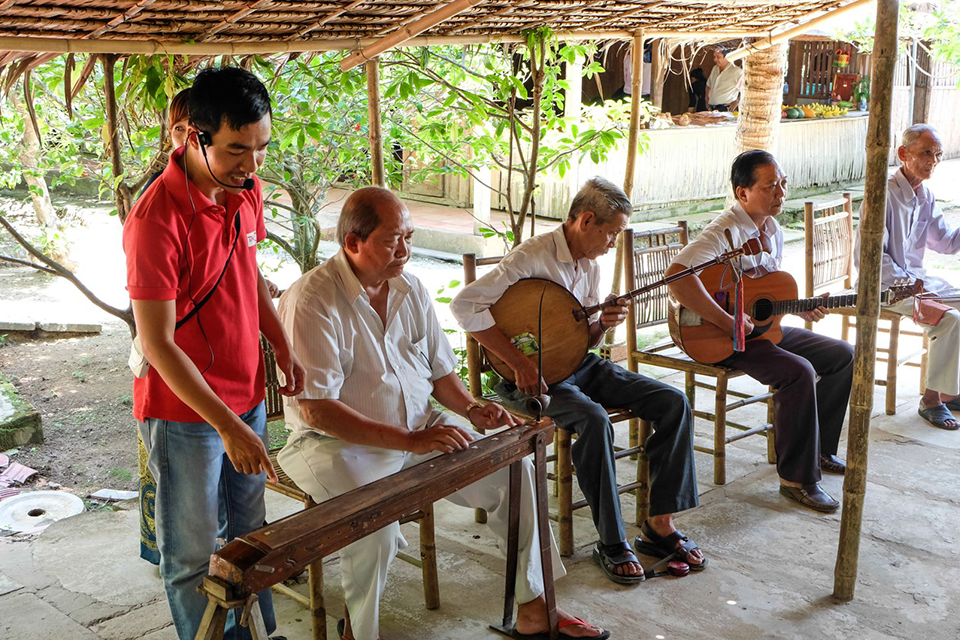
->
xmin=479 ymin=278 xmax=590 ymax=386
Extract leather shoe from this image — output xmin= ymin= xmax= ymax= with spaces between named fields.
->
xmin=819 ymin=454 xmax=846 ymax=475
xmin=779 ymin=483 xmax=839 ymax=512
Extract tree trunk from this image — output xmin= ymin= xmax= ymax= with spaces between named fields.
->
xmin=102 ymin=54 xmax=131 ymax=224
xmin=735 ymin=43 xmax=787 ymax=154
xmin=833 ymin=0 xmax=900 ymax=603
xmin=10 ymin=88 xmax=57 ymax=229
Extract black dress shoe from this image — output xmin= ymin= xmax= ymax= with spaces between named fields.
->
xmin=779 ymin=483 xmax=840 ymax=512
xmin=819 ymin=454 xmax=846 ymax=475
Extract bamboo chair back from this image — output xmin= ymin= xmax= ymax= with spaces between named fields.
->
xmin=630 ymin=222 xmax=689 ymax=330
xmin=261 ymin=335 xmax=285 ymax=421
xmin=804 ymin=193 xmax=854 ymax=298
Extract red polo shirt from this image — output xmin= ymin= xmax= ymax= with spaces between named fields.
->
xmin=123 ymin=147 xmax=266 ymax=423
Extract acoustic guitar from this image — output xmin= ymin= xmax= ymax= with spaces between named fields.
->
xmin=668 ymin=265 xmax=917 ymax=364
xmin=476 ymin=239 xmax=762 ymax=385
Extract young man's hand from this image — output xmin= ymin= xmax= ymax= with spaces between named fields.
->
xmin=513 ymin=357 xmax=547 ymax=397
xmin=219 ymin=420 xmax=277 ymax=482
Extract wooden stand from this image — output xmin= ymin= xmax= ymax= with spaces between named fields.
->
xmin=193 ymin=421 xmax=558 ymax=640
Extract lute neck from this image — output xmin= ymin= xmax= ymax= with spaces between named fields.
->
xmin=770 ymin=293 xmax=858 ymax=316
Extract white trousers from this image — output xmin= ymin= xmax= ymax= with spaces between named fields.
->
xmin=277 ymin=410 xmax=565 ymax=640
xmin=886 ymin=297 xmax=960 ymax=397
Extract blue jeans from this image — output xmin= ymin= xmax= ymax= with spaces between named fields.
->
xmin=139 ymin=402 xmax=275 ymax=640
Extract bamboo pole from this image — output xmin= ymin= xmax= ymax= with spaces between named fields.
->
xmin=340 ymin=0 xmax=485 ymax=71
xmin=102 ymin=54 xmax=130 ymax=223
xmin=651 ymin=39 xmax=664 ymax=109
xmin=608 ymin=30 xmax=645 ymax=320
xmin=365 ymin=58 xmax=385 ymax=188
xmin=726 ymin=0 xmax=877 ymax=62
xmin=833 ymin=0 xmax=899 ymax=603
xmin=735 ymin=43 xmax=787 ymax=153
xmin=0 ymin=30 xmax=758 ymax=58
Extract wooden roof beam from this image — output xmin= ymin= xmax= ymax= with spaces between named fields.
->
xmin=579 ymin=1 xmax=667 ymax=31
xmin=82 ymin=0 xmax=159 ymax=40
xmin=340 ymin=0 xmax=484 ymax=71
xmin=445 ymin=0 xmax=536 ymax=35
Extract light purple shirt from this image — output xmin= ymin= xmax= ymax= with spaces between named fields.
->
xmin=856 ymin=168 xmax=960 ymax=294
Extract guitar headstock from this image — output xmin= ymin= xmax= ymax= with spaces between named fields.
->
xmin=717 ymin=237 xmax=764 ymax=262
xmin=884 ymin=278 xmax=923 ymax=305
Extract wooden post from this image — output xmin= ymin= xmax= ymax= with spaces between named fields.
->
xmin=365 ymin=58 xmax=386 ymax=188
xmin=834 ymin=0 xmax=900 ymax=603
xmin=609 ymin=30 xmax=644 ymax=326
xmin=735 ymin=43 xmax=787 ymax=154
xmin=102 ymin=54 xmax=130 ymax=223
xmin=651 ymin=39 xmax=664 ymax=109
xmin=912 ymin=40 xmax=932 ymax=124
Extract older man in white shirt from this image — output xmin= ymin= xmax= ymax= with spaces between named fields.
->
xmin=856 ymin=124 xmax=960 ymax=430
xmin=705 ymin=46 xmax=743 ymax=112
xmin=452 ymin=177 xmax=705 ymax=586
xmin=277 ymin=187 xmax=607 ymax=640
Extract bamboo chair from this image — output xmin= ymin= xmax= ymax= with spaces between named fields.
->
xmin=462 ymin=254 xmax=638 ymax=558
xmin=261 ymin=338 xmax=440 ymax=640
xmin=803 ymin=195 xmax=929 ymax=415
xmin=623 ymin=224 xmax=776 ymax=503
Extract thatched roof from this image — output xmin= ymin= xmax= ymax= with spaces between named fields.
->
xmin=0 ymin=0 xmax=858 ymax=62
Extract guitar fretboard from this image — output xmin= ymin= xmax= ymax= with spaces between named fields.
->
xmin=770 ymin=293 xmax=858 ymax=316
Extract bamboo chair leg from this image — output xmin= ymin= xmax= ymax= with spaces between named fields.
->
xmin=714 ymin=374 xmax=728 ymax=485
xmin=557 ymin=429 xmax=574 ymax=557
xmin=420 ymin=504 xmax=440 ymax=610
xmin=766 ymin=386 xmax=777 ymax=465
xmin=553 ymin=430 xmax=560 ymax=497
xmin=886 ymin=316 xmax=900 ymax=416
xmin=474 ymin=508 xmax=487 ymax=523
xmin=628 ymin=416 xmax=639 ymax=461
xmin=636 ymin=419 xmax=652 ymax=527
xmin=841 ymin=314 xmax=851 ymax=343
xmin=685 ymin=371 xmax=696 ymax=407
xmin=195 ymin=598 xmax=229 ymax=640
xmin=919 ymin=332 xmax=929 ymax=396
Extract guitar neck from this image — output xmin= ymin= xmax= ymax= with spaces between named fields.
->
xmin=770 ymin=293 xmax=858 ymax=316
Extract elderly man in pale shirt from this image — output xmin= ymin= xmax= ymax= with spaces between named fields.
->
xmin=706 ymin=46 xmax=743 ymax=112
xmin=276 ymin=187 xmax=607 ymax=640
xmin=452 ymin=177 xmax=706 ymax=586
xmin=856 ymin=124 xmax=960 ymax=430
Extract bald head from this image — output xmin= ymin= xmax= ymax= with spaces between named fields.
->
xmin=336 ymin=186 xmax=408 ymax=247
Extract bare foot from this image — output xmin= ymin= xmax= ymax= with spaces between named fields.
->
xmin=515 ymin=596 xmax=605 ymax=638
xmin=645 ymin=514 xmax=705 ymax=567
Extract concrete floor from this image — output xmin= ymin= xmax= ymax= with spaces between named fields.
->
xmin=2 ymin=360 xmax=959 ymax=640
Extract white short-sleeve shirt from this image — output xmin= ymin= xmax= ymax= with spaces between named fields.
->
xmin=671 ymin=203 xmax=783 ymax=276
xmin=278 ymin=250 xmax=457 ymax=435
xmin=450 ymin=225 xmax=601 ymax=332
xmin=706 ymin=62 xmax=743 ymax=106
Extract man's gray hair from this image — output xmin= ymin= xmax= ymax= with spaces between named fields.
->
xmin=335 ymin=186 xmax=402 ymax=247
xmin=567 ymin=177 xmax=633 ymax=223
xmin=902 ymin=123 xmax=940 ymax=148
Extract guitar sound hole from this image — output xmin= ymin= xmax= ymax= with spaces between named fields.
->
xmin=752 ymin=298 xmax=773 ymax=321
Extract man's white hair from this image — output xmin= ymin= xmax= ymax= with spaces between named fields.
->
xmin=901 ymin=123 xmax=940 ymax=148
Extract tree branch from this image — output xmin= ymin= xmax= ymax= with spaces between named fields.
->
xmin=0 ymin=254 xmax=58 ymax=274
xmin=0 ymin=213 xmax=135 ymax=333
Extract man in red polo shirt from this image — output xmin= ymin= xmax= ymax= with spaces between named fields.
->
xmin=123 ymin=67 xmax=303 ymax=640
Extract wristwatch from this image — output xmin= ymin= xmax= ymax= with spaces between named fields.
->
xmin=465 ymin=400 xmax=485 ymax=420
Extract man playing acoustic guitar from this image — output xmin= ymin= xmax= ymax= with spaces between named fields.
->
xmin=666 ymin=149 xmax=854 ymax=513
xmin=452 ymin=177 xmax=706 ymax=584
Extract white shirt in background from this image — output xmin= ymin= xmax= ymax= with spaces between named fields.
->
xmin=277 ymin=250 xmax=457 ymax=435
xmin=451 ymin=225 xmax=601 ymax=332
xmin=706 ymin=62 xmax=743 ymax=106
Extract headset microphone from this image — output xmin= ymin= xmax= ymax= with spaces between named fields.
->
xmin=196 ymin=130 xmax=255 ymax=191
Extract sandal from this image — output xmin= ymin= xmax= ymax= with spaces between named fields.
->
xmin=944 ymin=397 xmax=960 ymax=411
xmin=503 ymin=617 xmax=611 ymax=640
xmin=918 ymin=403 xmax=960 ymax=430
xmin=592 ymin=541 xmax=645 ymax=584
xmin=634 ymin=520 xmax=707 ymax=571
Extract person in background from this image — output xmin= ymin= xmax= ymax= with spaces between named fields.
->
xmin=137 ymin=86 xmax=191 ymax=567
xmin=706 ymin=46 xmax=743 ymax=112
xmin=688 ymin=68 xmax=708 ymax=113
